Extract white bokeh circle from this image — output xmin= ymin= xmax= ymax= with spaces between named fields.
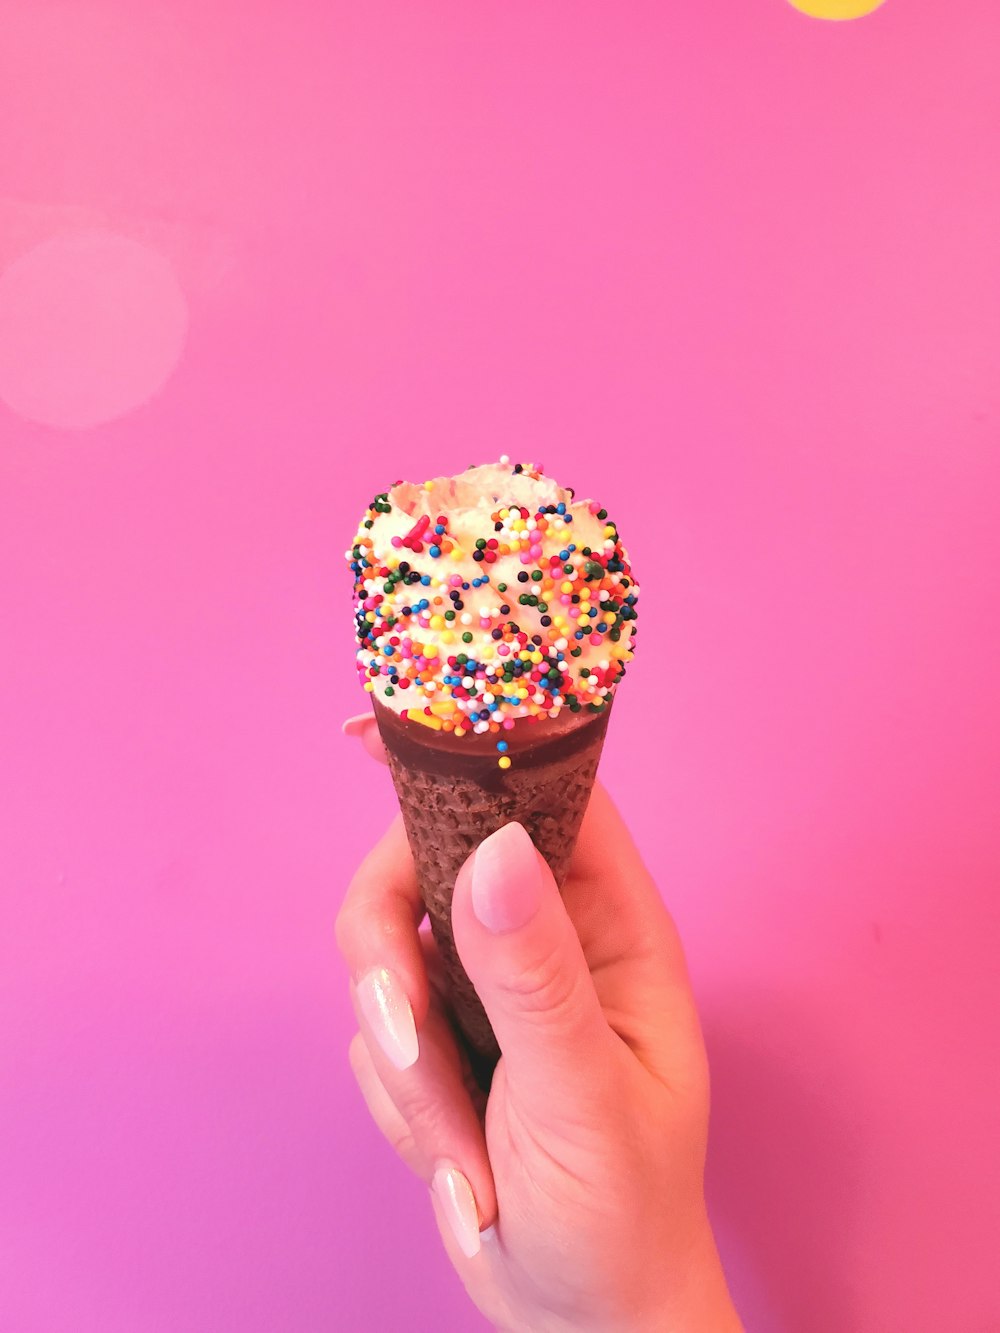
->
xmin=0 ymin=230 xmax=188 ymax=430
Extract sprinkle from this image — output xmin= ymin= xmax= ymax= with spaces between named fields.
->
xmin=348 ymin=460 xmax=638 ymax=751
xmin=498 ymin=756 xmax=512 ymax=769
xmin=404 ymin=708 xmax=443 ymax=729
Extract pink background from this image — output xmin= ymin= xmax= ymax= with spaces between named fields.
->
xmin=2 ymin=3 xmax=998 ymax=1330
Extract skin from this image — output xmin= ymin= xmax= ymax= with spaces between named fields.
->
xmin=337 ymin=714 xmax=743 ymax=1333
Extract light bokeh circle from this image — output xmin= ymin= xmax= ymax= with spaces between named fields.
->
xmin=0 ymin=230 xmax=188 ymax=430
xmin=787 ymin=0 xmax=887 ymax=17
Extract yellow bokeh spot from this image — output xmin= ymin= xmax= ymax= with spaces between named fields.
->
xmin=787 ymin=0 xmax=886 ymax=17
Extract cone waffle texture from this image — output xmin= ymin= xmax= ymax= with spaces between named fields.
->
xmin=377 ymin=718 xmax=608 ymax=1067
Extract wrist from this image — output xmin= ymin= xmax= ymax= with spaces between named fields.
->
xmin=608 ymin=1220 xmax=743 ymax=1333
xmin=507 ymin=1237 xmax=742 ymax=1333
xmin=647 ymin=1221 xmax=743 ymax=1333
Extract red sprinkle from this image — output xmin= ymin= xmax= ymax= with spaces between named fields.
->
xmin=401 ymin=515 xmax=431 ymax=549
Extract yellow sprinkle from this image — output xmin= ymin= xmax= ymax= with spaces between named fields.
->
xmin=449 ymin=547 xmax=464 ymax=561
xmin=423 ymin=479 xmax=434 ymax=490
xmin=429 ymin=615 xmax=445 ymax=630
xmin=405 ymin=709 xmax=442 ymax=730
xmin=441 ymin=630 xmax=455 ymax=644
xmin=423 ymin=643 xmax=438 ymax=657
xmin=530 ymin=651 xmax=543 ymax=664
xmin=363 ymin=681 xmax=375 ymax=692
xmin=429 ymin=700 xmax=456 ymax=717
xmin=561 ymin=581 xmax=573 ymax=594
xmin=498 ymin=756 xmax=512 ymax=770
xmin=454 ymin=725 xmax=467 ymax=737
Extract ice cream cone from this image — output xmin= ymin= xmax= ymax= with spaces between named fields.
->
xmin=347 ymin=459 xmax=639 ymax=1082
xmin=374 ymin=697 xmax=612 ymax=1068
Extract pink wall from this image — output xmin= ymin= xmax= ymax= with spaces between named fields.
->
xmin=2 ymin=3 xmax=998 ymax=1330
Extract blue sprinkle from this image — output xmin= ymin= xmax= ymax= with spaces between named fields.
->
xmin=420 ymin=575 xmax=431 ymax=586
xmin=497 ymin=740 xmax=508 ymax=752
xmin=434 ymin=524 xmax=446 ymax=535
xmin=574 ymin=630 xmax=585 ymax=640
xmin=556 ymin=502 xmax=566 ymax=514
xmin=429 ymin=545 xmax=441 ymax=558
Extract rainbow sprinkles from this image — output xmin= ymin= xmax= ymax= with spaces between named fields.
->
xmin=347 ymin=459 xmax=639 ymax=766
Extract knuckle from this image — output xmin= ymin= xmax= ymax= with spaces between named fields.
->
xmin=336 ymin=898 xmax=408 ymax=967
xmin=334 ymin=902 xmax=356 ymax=959
xmin=500 ymin=944 xmax=584 ymax=1028
xmin=391 ymin=1078 xmax=449 ymax=1139
xmin=386 ymin=1121 xmax=420 ymax=1166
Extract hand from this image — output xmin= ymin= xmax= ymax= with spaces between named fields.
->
xmin=336 ymin=714 xmax=743 ymax=1333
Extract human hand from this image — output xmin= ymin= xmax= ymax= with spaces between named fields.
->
xmin=337 ymin=715 xmax=742 ymax=1333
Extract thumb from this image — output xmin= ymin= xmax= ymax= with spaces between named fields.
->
xmin=451 ymin=821 xmax=615 ymax=1118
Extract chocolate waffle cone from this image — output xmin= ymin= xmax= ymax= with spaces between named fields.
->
xmin=374 ymin=698 xmax=612 ymax=1075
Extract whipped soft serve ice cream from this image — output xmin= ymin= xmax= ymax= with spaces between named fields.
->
xmin=347 ymin=459 xmax=638 ymax=766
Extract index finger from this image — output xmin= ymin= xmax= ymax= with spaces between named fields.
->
xmin=335 ymin=816 xmax=431 ymax=1043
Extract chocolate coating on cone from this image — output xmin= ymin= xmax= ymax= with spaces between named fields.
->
xmin=374 ymin=701 xmax=611 ymax=1071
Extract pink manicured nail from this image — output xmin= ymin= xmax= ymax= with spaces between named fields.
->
xmin=471 ymin=822 xmax=543 ymax=934
xmin=356 ymin=967 xmax=419 ymax=1070
xmin=432 ymin=1165 xmax=482 ymax=1259
xmin=342 ymin=713 xmax=372 ymax=738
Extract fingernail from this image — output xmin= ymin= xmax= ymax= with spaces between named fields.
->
xmin=356 ymin=967 xmax=419 ymax=1070
xmin=342 ymin=713 xmax=372 ymax=738
xmin=471 ymin=822 xmax=543 ymax=934
xmin=432 ymin=1164 xmax=482 ymax=1258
